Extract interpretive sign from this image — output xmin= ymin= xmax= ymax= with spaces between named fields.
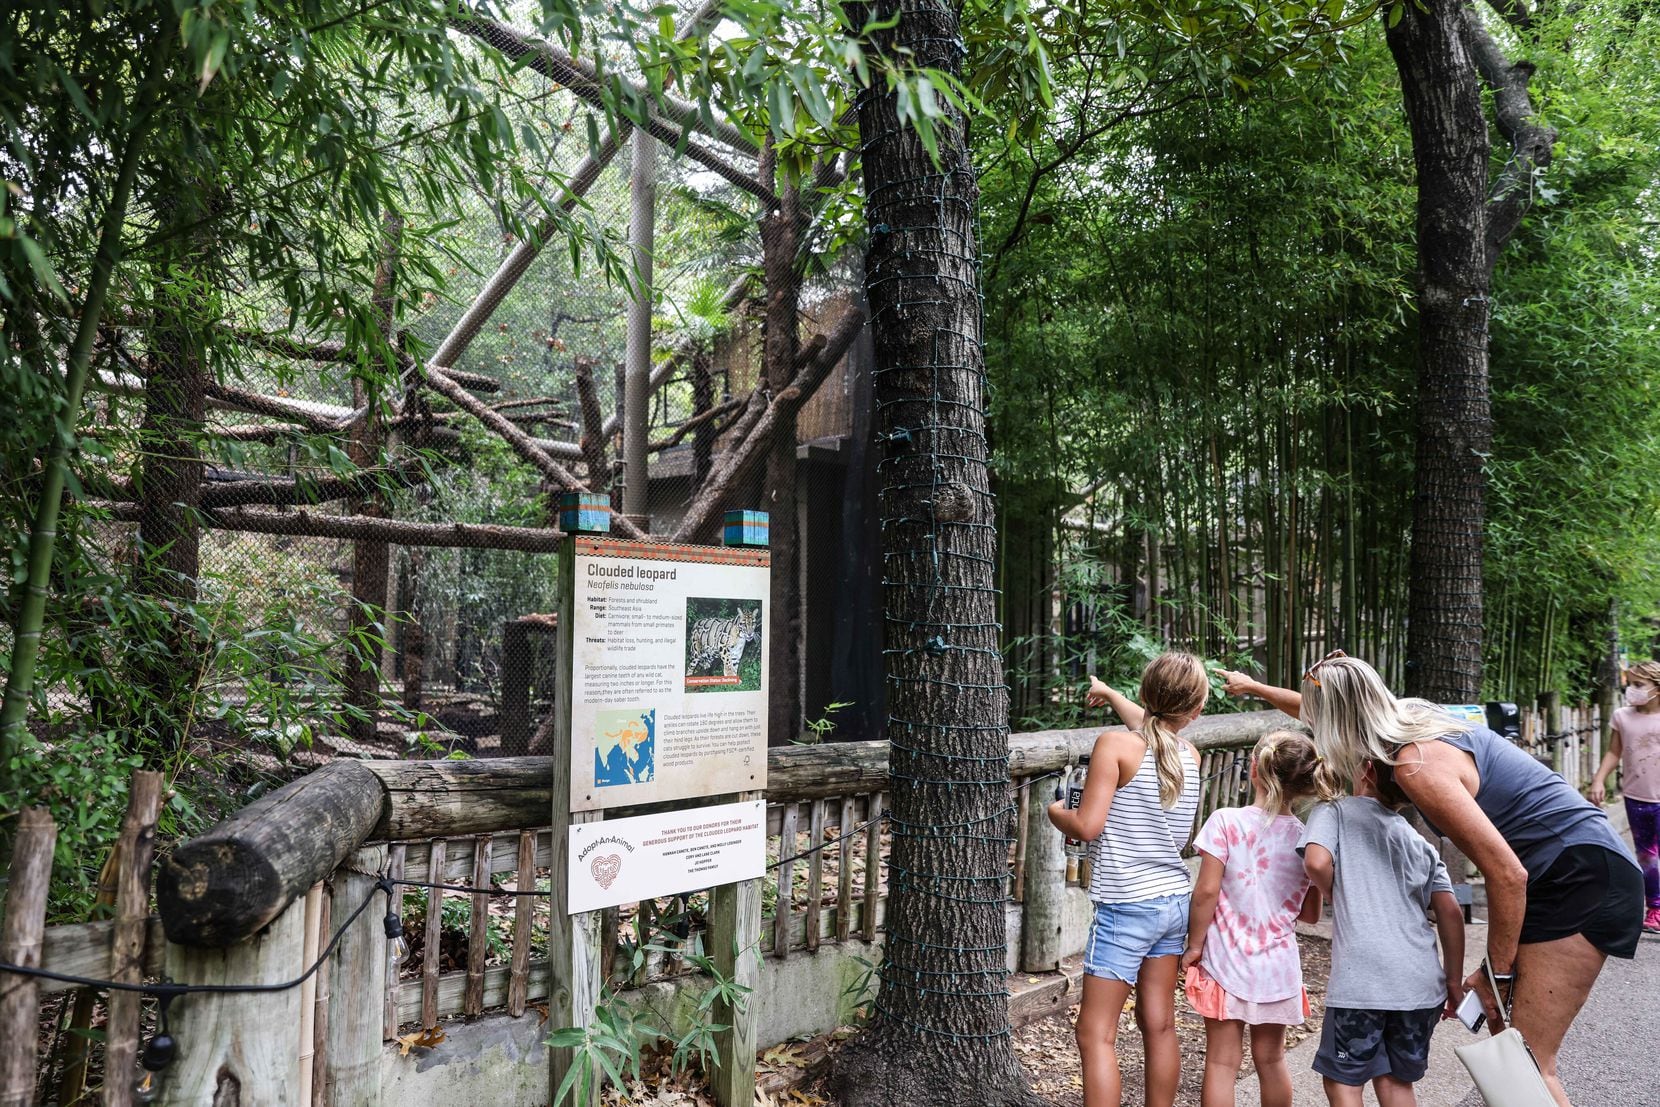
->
xmin=569 ymin=537 xmax=770 ymax=811
xmin=567 ymin=799 xmax=767 ymax=913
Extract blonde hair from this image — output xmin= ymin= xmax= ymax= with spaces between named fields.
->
xmin=1628 ymin=660 xmax=1660 ymax=689
xmin=1138 ymin=652 xmax=1208 ymax=808
xmin=1252 ymin=729 xmax=1344 ymax=816
xmin=1299 ymin=656 xmax=1470 ymax=785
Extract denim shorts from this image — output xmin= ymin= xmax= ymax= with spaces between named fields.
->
xmin=1083 ymin=894 xmax=1190 ymax=983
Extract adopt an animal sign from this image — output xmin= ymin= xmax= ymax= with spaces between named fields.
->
xmin=569 ymin=537 xmax=769 ymax=812
xmin=567 ymin=799 xmax=766 ymax=913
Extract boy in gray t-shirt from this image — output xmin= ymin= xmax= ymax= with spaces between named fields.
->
xmin=1298 ymin=762 xmax=1465 ymax=1106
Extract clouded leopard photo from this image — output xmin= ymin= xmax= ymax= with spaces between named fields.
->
xmin=684 ymin=600 xmax=762 ymax=691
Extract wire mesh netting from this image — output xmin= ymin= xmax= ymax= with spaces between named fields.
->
xmin=31 ymin=15 xmax=880 ymax=775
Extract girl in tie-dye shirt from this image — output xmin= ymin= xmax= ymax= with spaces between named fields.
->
xmin=1182 ymin=730 xmax=1340 ymax=1107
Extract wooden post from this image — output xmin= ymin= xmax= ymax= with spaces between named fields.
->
xmin=1541 ymin=690 xmax=1563 ymax=776
xmin=1020 ymin=776 xmax=1065 ymax=973
xmin=161 ymin=893 xmax=307 ymax=1104
xmin=508 ymin=830 xmax=536 ymax=1016
xmin=421 ymin=837 xmax=446 ymax=1028
xmin=710 ymin=789 xmax=762 ymax=1107
xmin=773 ymin=803 xmax=798 ymax=958
xmin=804 ymin=800 xmax=825 ymax=952
xmin=0 ymin=808 xmax=56 ymax=1107
xmin=622 ymin=129 xmax=656 ymax=521
xmin=835 ymin=797 xmax=855 ymax=942
xmin=100 ymin=769 xmax=162 ymax=1107
xmin=862 ymin=792 xmax=883 ymax=942
xmin=323 ymin=847 xmax=387 ymax=1105
xmin=465 ymin=836 xmax=491 ymax=1016
xmin=550 ymin=534 xmax=604 ymax=1107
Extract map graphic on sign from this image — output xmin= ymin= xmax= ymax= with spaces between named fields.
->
xmin=593 ymin=707 xmax=655 ymax=788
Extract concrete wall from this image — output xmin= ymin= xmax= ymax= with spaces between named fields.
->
xmin=382 ymin=888 xmax=1101 ymax=1104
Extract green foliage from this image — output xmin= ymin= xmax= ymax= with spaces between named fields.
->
xmin=547 ymin=935 xmax=756 ymax=1105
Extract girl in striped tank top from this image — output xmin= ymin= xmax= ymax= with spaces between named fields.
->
xmin=1050 ymin=652 xmax=1206 ymax=1107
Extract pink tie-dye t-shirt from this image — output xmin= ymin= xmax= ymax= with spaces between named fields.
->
xmin=1193 ymin=806 xmax=1312 ymax=1003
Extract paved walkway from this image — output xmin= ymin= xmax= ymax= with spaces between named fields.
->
xmin=1239 ymin=800 xmax=1660 ymax=1106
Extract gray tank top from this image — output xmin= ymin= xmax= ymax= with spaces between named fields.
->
xmin=1419 ymin=726 xmax=1635 ymax=879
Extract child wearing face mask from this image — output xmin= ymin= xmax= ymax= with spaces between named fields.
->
xmin=1593 ymin=659 xmax=1660 ymax=932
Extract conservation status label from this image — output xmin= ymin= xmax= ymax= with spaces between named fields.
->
xmin=567 ymin=799 xmax=766 ymax=914
xmin=569 ymin=537 xmax=769 ymax=812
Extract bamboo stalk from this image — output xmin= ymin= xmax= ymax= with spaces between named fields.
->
xmin=0 ymin=46 xmax=162 ymax=765
xmin=298 ymin=883 xmax=324 ymax=1106
xmin=383 ymin=844 xmax=405 ymax=1039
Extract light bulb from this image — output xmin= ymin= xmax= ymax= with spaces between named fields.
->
xmin=383 ymin=906 xmax=409 ymax=970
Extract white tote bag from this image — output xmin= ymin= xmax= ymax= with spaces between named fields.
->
xmin=1454 ymin=1027 xmax=1556 ymax=1107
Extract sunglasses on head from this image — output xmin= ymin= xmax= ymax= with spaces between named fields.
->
xmin=1302 ymin=649 xmax=1348 ymax=688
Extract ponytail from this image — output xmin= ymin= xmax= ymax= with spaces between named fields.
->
xmin=1136 ymin=652 xmax=1209 ymax=809
xmin=1140 ymin=714 xmax=1188 ymax=809
xmin=1254 ymin=729 xmax=1344 ymax=816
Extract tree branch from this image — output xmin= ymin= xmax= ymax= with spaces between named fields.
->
xmin=423 ymin=365 xmax=646 ymax=540
xmin=672 ymin=308 xmax=865 ymax=542
xmin=1465 ymin=8 xmax=1557 ymax=270
xmin=90 ymin=502 xmax=566 ymax=553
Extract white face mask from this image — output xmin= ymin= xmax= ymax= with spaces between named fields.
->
xmin=1626 ymin=684 xmax=1656 ymax=707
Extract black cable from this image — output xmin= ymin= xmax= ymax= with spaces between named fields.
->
xmin=0 ymin=875 xmax=388 ymax=997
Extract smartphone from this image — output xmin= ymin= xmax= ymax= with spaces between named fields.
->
xmin=1456 ymin=988 xmax=1486 ymax=1032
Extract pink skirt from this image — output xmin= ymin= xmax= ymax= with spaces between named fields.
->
xmin=1184 ymin=964 xmax=1309 ymax=1026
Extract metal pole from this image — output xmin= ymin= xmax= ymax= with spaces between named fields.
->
xmin=623 ymin=129 xmax=656 ymax=522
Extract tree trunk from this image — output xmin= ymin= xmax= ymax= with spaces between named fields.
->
xmin=1387 ymin=0 xmax=1493 ymax=702
xmin=760 ymin=146 xmax=804 ymax=747
xmin=130 ymin=186 xmax=211 ymax=756
xmin=830 ymin=1 xmax=1036 ymax=1100
xmin=344 ymin=216 xmax=402 ymax=745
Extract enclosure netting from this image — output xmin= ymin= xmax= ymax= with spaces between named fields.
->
xmin=38 ymin=21 xmax=875 ymax=771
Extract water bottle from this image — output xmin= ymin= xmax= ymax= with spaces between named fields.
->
xmin=1064 ymin=755 xmax=1091 ymax=860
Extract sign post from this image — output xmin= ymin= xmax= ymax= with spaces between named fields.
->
xmin=549 ymin=503 xmax=769 ymax=1107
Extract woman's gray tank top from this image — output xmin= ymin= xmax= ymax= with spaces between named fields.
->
xmin=1420 ymin=726 xmax=1635 ymax=879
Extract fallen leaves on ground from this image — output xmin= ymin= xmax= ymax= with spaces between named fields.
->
xmin=395 ymin=1025 xmax=446 ymax=1057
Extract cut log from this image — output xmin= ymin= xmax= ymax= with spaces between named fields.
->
xmin=160 ymin=712 xmax=1298 ymax=946
xmin=156 ymin=761 xmax=386 ymax=947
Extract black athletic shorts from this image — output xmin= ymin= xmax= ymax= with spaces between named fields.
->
xmin=1520 ymin=844 xmax=1644 ymax=958
xmin=1312 ymin=1005 xmax=1442 ymax=1086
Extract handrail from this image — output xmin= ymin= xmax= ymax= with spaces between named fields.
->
xmin=157 ymin=710 xmax=1297 ymax=946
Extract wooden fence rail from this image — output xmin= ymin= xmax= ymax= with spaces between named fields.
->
xmin=22 ymin=704 xmax=1616 ymax=1102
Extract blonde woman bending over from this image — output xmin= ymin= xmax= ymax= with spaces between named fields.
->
xmin=1051 ymin=653 xmax=1206 ymax=1107
xmin=1222 ymin=653 xmax=1641 ymax=1107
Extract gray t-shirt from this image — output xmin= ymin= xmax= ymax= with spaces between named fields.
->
xmin=1298 ymin=797 xmax=1453 ymax=1010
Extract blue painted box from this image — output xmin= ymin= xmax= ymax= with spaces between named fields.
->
xmin=559 ymin=492 xmax=611 ymax=534
xmin=722 ymin=510 xmax=769 ymax=548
